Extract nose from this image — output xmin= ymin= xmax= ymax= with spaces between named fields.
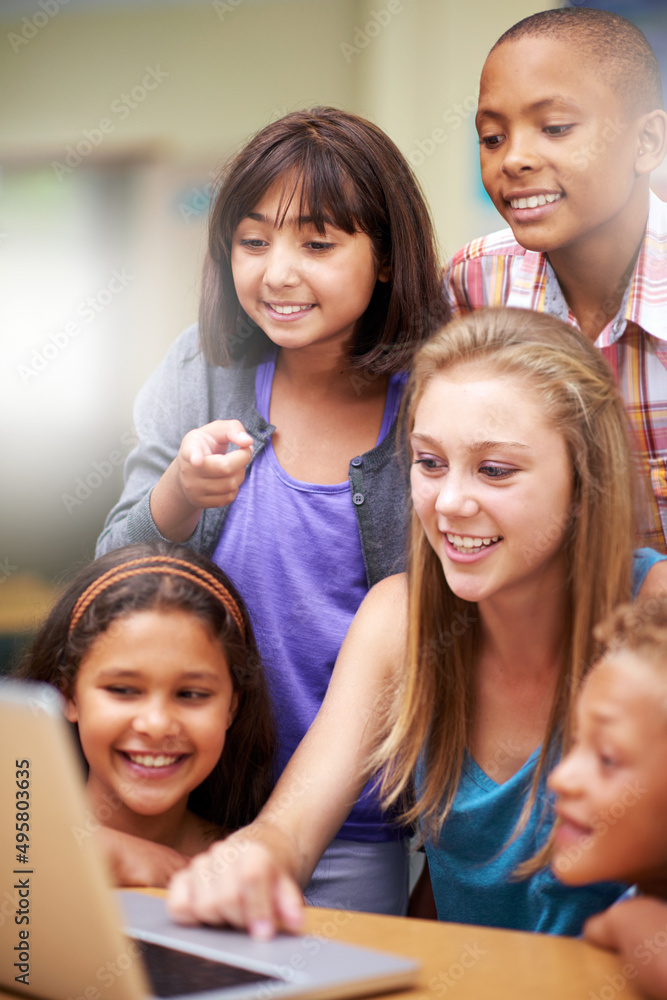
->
xmin=433 ymin=471 xmax=480 ymax=520
xmin=500 ymin=129 xmax=542 ymax=177
xmin=132 ymin=696 xmax=180 ymax=743
xmin=547 ymin=749 xmax=583 ymax=798
xmin=262 ymin=241 xmax=300 ymax=289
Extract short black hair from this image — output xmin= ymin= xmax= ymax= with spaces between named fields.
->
xmin=493 ymin=7 xmax=663 ymax=116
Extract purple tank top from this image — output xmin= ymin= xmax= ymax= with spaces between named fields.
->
xmin=213 ymin=350 xmax=405 ymax=841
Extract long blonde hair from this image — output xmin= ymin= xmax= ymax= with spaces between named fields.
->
xmin=374 ymin=308 xmax=637 ymax=841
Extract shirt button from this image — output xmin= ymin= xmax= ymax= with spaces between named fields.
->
xmin=352 ymin=493 xmax=365 ymax=505
xmin=351 ymin=456 xmax=363 ymax=467
xmin=612 ymin=319 xmax=625 ymax=335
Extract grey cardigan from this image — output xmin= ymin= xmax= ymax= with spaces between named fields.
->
xmin=96 ymin=325 xmax=410 ymax=586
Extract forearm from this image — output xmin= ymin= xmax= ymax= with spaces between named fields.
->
xmin=168 ymin=575 xmax=407 ymax=934
xmin=255 ymin=723 xmax=371 ymax=888
xmin=269 ymin=574 xmax=408 ymax=885
xmin=96 ymin=424 xmax=184 ymax=556
xmin=149 ymin=460 xmax=203 ymax=542
xmin=96 ymin=826 xmax=188 ymax=887
xmin=166 ymin=720 xmax=371 ymax=934
xmin=96 ymin=488 xmax=168 ymax=556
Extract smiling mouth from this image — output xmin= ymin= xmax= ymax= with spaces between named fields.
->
xmin=267 ymin=303 xmax=316 ymax=315
xmin=446 ymin=533 xmax=502 ymax=554
xmin=555 ymin=813 xmax=593 ymax=842
xmin=508 ymin=192 xmax=562 ymax=210
xmin=121 ymin=751 xmax=185 ymax=769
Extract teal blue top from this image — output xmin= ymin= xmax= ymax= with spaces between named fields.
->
xmin=424 ymin=749 xmax=624 ymax=935
xmin=422 ymin=546 xmax=665 ymax=935
xmin=632 ymin=546 xmax=664 ymax=595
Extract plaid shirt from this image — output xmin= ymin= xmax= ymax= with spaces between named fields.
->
xmin=446 ymin=192 xmax=667 ymax=553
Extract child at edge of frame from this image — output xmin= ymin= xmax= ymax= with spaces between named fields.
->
xmin=446 ymin=5 xmax=667 ymax=553
xmin=549 ymin=595 xmax=667 ymax=1000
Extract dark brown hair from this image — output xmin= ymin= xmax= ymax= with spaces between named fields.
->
xmin=199 ymin=106 xmax=448 ymax=372
xmin=17 ymin=542 xmax=275 ymax=833
xmin=494 ymin=7 xmax=663 ymax=116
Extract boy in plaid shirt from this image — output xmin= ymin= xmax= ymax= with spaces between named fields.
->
xmin=447 ymin=7 xmax=667 ymax=551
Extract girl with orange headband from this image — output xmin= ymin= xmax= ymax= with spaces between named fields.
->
xmin=18 ymin=542 xmax=274 ymax=883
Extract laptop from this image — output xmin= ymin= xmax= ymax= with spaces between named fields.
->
xmin=0 ymin=680 xmax=419 ymax=1000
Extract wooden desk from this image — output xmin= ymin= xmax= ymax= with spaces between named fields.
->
xmin=0 ymin=904 xmax=642 ymax=1000
xmin=303 ymin=907 xmax=640 ymax=1000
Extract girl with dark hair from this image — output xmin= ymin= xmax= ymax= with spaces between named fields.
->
xmin=97 ymin=108 xmax=448 ymax=912
xmin=18 ymin=543 xmax=274 ymax=880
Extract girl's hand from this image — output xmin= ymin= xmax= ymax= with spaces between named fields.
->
xmin=584 ymin=899 xmax=667 ymax=1000
xmin=583 ymin=905 xmax=623 ymax=951
xmin=167 ymin=825 xmax=304 ymax=940
xmin=96 ymin=826 xmax=189 ymax=887
xmin=178 ymin=420 xmax=254 ymax=508
xmin=151 ymin=420 xmax=254 ymax=541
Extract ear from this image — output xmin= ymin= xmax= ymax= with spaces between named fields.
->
xmin=635 ymin=109 xmax=667 ymax=175
xmin=64 ymin=697 xmax=79 ymax=724
xmin=226 ymin=691 xmax=239 ymax=730
xmin=377 ymin=261 xmax=391 ymax=284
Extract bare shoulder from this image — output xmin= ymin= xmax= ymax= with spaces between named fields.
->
xmin=350 ymin=573 xmax=408 ymax=636
xmin=367 ymin=571 xmax=408 ymax=602
xmin=336 ymin=573 xmax=408 ymax=688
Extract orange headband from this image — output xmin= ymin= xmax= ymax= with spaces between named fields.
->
xmin=68 ymin=556 xmax=246 ymax=639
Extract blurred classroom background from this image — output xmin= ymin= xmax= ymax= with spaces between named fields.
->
xmin=1 ymin=0 xmax=666 ymax=668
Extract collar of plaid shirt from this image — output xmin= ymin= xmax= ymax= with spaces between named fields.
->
xmin=503 ymin=191 xmax=667 ymax=351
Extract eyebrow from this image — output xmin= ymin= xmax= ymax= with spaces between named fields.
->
xmin=587 ymin=709 xmax=621 ymax=726
xmin=96 ymin=669 xmax=141 ymax=680
xmin=246 ymin=212 xmax=335 ymax=228
xmin=410 ymin=432 xmax=530 ymax=453
xmin=468 ymin=439 xmax=530 ymax=453
xmin=96 ymin=668 xmax=222 ymax=683
xmin=477 ymin=97 xmax=584 ymax=121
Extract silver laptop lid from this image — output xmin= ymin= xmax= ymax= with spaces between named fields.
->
xmin=0 ymin=679 xmax=418 ymax=1000
xmin=0 ymin=679 xmax=148 ymax=999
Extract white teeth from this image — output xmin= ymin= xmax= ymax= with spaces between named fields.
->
xmin=271 ymin=303 xmax=313 ymax=315
xmin=446 ymin=533 xmax=500 ymax=551
xmin=510 ymin=193 xmax=561 ymax=210
xmin=126 ymin=753 xmax=179 ymax=768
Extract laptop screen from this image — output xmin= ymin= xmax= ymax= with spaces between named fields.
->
xmin=139 ymin=940 xmax=279 ymax=997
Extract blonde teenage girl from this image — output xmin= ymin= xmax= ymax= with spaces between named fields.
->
xmin=168 ymin=308 xmax=666 ymax=937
